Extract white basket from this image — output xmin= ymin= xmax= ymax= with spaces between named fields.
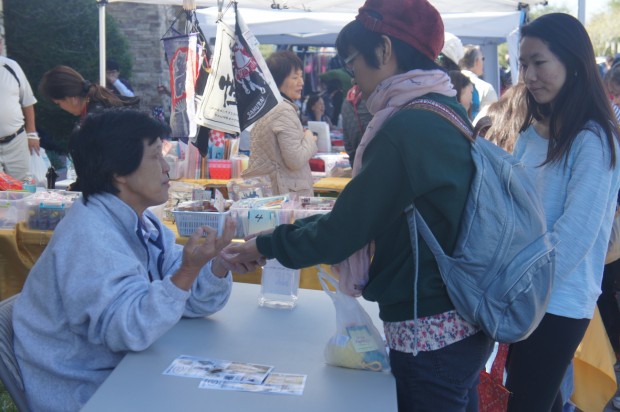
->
xmin=173 ymin=210 xmax=229 ymax=237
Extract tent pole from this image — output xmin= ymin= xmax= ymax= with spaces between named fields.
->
xmin=577 ymin=0 xmax=585 ymax=24
xmin=97 ymin=0 xmax=108 ymax=86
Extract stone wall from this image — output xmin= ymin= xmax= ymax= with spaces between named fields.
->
xmin=106 ymin=2 xmax=181 ymax=114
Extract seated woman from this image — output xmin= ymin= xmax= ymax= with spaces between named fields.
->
xmin=12 ymin=110 xmax=260 ymax=412
xmin=303 ymin=93 xmax=335 ymax=130
xmin=242 ymin=50 xmax=317 ymax=197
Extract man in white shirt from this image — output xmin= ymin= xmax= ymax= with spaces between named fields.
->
xmin=106 ymin=59 xmax=135 ymax=97
xmin=460 ymin=44 xmax=498 ymax=121
xmin=0 ymin=32 xmax=39 ymax=181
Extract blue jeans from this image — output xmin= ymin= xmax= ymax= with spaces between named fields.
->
xmin=389 ymin=331 xmax=494 ymax=412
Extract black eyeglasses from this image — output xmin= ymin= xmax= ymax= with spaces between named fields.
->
xmin=341 ymin=51 xmax=360 ymax=77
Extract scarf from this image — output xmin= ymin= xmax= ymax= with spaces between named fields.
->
xmin=332 ymin=69 xmax=456 ymax=297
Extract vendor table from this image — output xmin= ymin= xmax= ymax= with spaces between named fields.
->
xmin=311 ymin=176 xmax=350 ymax=196
xmin=81 ymin=282 xmax=397 ymax=412
xmin=177 ymin=177 xmax=351 ymax=197
xmin=0 ymin=221 xmax=323 ymax=299
xmin=0 ymin=221 xmax=616 ymax=410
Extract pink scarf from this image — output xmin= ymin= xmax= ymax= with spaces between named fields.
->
xmin=332 ymin=69 xmax=456 ymax=296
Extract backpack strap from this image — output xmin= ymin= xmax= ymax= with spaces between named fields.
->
xmin=403 ymin=98 xmax=475 ymax=143
xmin=4 ymin=64 xmax=21 ymax=88
xmin=402 ymin=98 xmax=476 ymax=348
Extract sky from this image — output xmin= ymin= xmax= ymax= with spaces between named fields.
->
xmin=543 ymin=0 xmax=609 ymax=21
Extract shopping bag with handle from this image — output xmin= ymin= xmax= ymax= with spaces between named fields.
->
xmin=478 ymin=343 xmax=511 ymax=412
xmin=318 ymin=266 xmax=390 ymax=373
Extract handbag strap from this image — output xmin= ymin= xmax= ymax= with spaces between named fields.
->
xmin=490 ymin=343 xmax=509 ymax=384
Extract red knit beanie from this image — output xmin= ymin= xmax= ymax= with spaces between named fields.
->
xmin=356 ymin=0 xmax=444 ymax=61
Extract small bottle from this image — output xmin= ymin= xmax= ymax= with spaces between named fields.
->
xmin=22 ymin=174 xmax=37 ymax=193
xmin=66 ymin=157 xmax=77 ymax=181
xmin=258 ymin=259 xmax=300 ymax=309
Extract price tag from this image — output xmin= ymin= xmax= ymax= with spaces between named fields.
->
xmin=213 ymin=189 xmax=226 ymax=212
xmin=248 ymin=209 xmax=276 ymax=235
xmin=346 ymin=325 xmax=379 ymax=353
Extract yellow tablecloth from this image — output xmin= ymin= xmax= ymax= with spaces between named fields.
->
xmin=571 ymin=308 xmax=617 ymax=412
xmin=312 ymin=176 xmax=351 ymax=194
xmin=0 ymin=221 xmax=323 ymax=300
xmin=177 ymin=177 xmax=351 ymax=197
xmin=0 ymin=226 xmax=29 ymax=299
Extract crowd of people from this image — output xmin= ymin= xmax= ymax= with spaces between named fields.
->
xmin=3 ymin=0 xmax=620 ymax=411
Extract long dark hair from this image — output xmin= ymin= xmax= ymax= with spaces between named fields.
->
xmin=39 ymin=65 xmax=139 ymax=108
xmin=448 ymin=70 xmax=472 ymax=117
xmin=520 ymin=13 xmax=618 ymax=168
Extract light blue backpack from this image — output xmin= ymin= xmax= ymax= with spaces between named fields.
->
xmin=404 ymin=99 xmax=555 ymax=343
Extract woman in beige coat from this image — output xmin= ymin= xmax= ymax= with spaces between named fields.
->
xmin=243 ymin=50 xmax=317 ymax=196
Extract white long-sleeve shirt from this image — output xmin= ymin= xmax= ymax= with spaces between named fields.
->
xmin=513 ymin=122 xmax=620 ymax=319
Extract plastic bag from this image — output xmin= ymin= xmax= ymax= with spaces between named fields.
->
xmin=29 ymin=148 xmax=51 ymax=187
xmin=0 ymin=173 xmax=23 ymax=190
xmin=318 ymin=267 xmax=390 ymax=373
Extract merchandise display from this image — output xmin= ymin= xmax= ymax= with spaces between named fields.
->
xmin=24 ymin=190 xmax=80 ymax=231
xmin=0 ymin=191 xmax=33 ymax=229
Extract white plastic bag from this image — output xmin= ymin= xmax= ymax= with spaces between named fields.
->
xmin=318 ymin=267 xmax=390 ymax=373
xmin=29 ymin=148 xmax=51 ymax=187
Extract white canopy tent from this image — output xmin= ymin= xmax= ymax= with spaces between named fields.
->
xmin=194 ymin=6 xmax=524 ymax=92
xmin=195 ymin=7 xmax=523 ymax=45
xmin=97 ymin=0 xmax=543 ymax=91
xmin=104 ymin=0 xmax=539 ymax=13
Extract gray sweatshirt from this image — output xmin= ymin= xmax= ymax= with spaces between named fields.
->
xmin=13 ymin=193 xmax=232 ymax=411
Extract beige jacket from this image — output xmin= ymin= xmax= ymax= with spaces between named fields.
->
xmin=243 ymin=99 xmax=318 ymax=196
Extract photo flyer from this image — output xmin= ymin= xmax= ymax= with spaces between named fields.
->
xmin=199 ymin=372 xmax=307 ymax=395
xmin=163 ymin=355 xmax=273 ymax=384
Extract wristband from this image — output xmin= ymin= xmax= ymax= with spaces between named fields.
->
xmin=27 ymin=132 xmax=40 ymax=140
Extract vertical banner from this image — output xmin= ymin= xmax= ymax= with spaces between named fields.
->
xmin=195 ymin=21 xmax=240 ymax=134
xmin=162 ymin=33 xmax=202 ymax=140
xmin=233 ymin=7 xmax=281 ymax=131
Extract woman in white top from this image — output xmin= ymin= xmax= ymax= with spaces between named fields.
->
xmin=506 ymin=13 xmax=620 ymax=412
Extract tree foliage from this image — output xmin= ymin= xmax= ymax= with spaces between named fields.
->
xmin=586 ymin=2 xmax=620 ymax=57
xmin=3 ymin=0 xmax=132 ymax=157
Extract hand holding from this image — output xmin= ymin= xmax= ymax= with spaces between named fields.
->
xmin=106 ymin=71 xmax=119 ymax=84
xmin=174 ymin=218 xmax=236 ymax=288
xmin=304 ymin=129 xmax=317 ymax=142
xmin=220 ymin=238 xmax=266 ymax=268
xmin=28 ymin=138 xmax=40 ymax=155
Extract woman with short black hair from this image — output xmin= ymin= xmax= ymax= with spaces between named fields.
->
xmin=242 ymin=50 xmax=317 ymax=196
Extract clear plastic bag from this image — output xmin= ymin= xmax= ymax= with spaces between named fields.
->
xmin=318 ymin=267 xmax=390 ymax=373
xmin=29 ymin=148 xmax=51 ymax=187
